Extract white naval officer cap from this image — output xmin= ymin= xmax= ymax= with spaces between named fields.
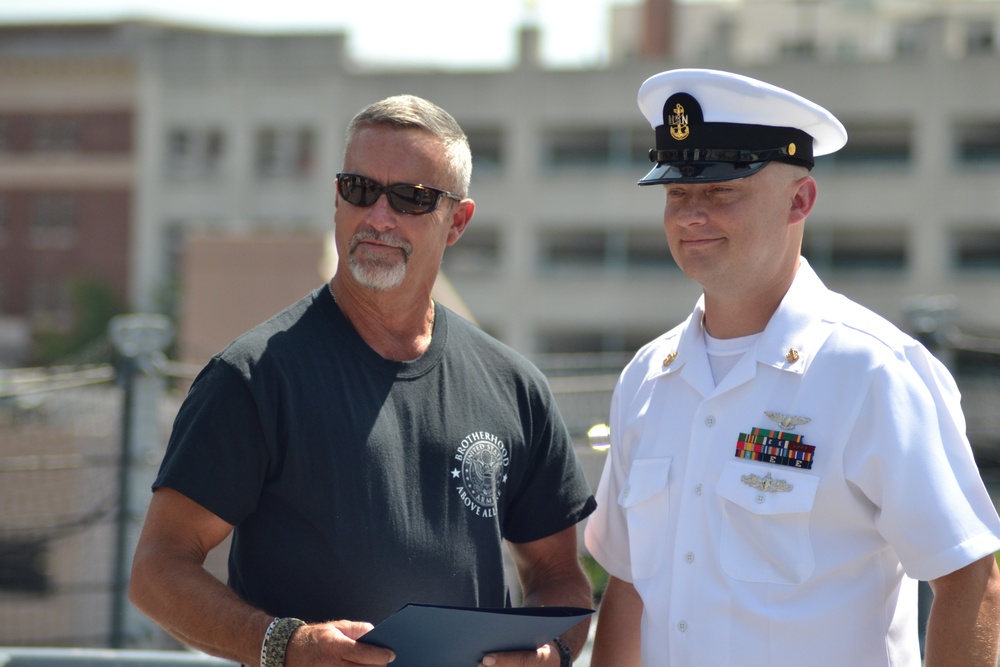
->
xmin=637 ymin=68 xmax=848 ymax=185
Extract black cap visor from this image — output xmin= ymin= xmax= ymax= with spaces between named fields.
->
xmin=639 ymin=159 xmax=771 ymax=185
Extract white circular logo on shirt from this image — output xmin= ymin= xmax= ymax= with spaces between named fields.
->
xmin=452 ymin=431 xmax=510 ymax=518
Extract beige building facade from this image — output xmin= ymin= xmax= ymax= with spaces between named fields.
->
xmin=0 ymin=2 xmax=998 ymax=364
xmin=127 ymin=4 xmax=1000 ymax=364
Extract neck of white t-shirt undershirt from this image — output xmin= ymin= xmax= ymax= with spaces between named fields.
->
xmin=704 ymin=329 xmax=761 ymax=386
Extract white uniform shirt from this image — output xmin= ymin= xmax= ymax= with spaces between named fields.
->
xmin=584 ymin=259 xmax=1000 ymax=667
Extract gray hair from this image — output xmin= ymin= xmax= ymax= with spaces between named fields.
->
xmin=345 ymin=94 xmax=472 ymax=197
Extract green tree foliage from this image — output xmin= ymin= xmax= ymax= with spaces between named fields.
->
xmin=32 ymin=278 xmax=126 ymax=364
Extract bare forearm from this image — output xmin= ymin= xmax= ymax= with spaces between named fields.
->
xmin=590 ymin=576 xmax=642 ymax=667
xmin=520 ymin=563 xmax=593 ymax=657
xmin=924 ymin=556 xmax=1000 ymax=667
xmin=924 ymin=604 xmax=1000 ymax=667
xmin=129 ymin=547 xmax=270 ymax=665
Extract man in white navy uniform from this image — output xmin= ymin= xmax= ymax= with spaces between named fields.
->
xmin=583 ymin=68 xmax=1000 ymax=667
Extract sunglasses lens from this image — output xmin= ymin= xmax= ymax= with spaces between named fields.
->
xmin=337 ymin=174 xmax=450 ymax=215
xmin=387 ymin=185 xmax=439 ymax=215
xmin=338 ymin=174 xmax=380 ymax=207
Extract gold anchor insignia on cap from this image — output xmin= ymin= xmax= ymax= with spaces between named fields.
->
xmin=668 ymin=103 xmax=689 ymax=141
xmin=662 ymin=351 xmax=678 ymax=367
xmin=741 ymin=472 xmax=793 ymax=493
xmin=786 ymin=348 xmax=800 ymax=363
xmin=765 ymin=411 xmax=811 ymax=430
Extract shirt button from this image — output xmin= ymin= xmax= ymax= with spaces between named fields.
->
xmin=677 ymin=621 xmax=688 ymax=632
xmin=705 ymin=416 xmax=716 ymax=427
xmin=685 ymin=552 xmax=695 ymax=564
xmin=694 ymin=484 xmax=703 ymax=496
xmin=623 ymin=486 xmax=631 ymax=497
xmin=756 ymin=493 xmax=766 ymax=504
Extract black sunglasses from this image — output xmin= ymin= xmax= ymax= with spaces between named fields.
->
xmin=336 ymin=172 xmax=463 ymax=215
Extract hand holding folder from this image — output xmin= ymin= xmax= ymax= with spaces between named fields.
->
xmin=358 ymin=603 xmax=594 ymax=667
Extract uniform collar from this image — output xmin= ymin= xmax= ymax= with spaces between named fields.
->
xmin=757 ymin=257 xmax=835 ymax=376
xmin=649 ymin=258 xmax=834 ymax=386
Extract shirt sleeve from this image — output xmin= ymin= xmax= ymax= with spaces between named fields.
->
xmin=584 ymin=380 xmax=636 ymax=582
xmin=154 ymin=358 xmax=271 ymax=526
xmin=843 ymin=345 xmax=1000 ymax=581
xmin=501 ymin=377 xmax=597 ymax=544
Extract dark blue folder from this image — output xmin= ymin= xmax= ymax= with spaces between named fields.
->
xmin=358 ymin=604 xmax=594 ymax=667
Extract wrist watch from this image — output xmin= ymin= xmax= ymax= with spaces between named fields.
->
xmin=551 ymin=636 xmax=572 ymax=667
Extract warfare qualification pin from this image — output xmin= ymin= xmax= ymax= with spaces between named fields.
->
xmin=740 ymin=472 xmax=793 ymax=493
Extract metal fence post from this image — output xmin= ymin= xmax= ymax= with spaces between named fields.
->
xmin=108 ymin=314 xmax=174 ymax=649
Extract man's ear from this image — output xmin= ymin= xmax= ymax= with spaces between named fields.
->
xmin=789 ymin=175 xmax=817 ymax=225
xmin=447 ymin=199 xmax=475 ymax=246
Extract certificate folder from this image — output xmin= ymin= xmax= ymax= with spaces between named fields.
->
xmin=358 ymin=603 xmax=594 ymax=667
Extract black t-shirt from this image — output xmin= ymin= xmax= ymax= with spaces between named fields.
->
xmin=155 ymin=286 xmax=596 ymax=623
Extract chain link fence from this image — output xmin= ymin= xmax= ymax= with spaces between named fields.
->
xmin=0 ymin=323 xmax=997 ymax=651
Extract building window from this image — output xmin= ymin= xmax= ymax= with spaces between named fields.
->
xmin=544 ymin=128 xmax=610 ymax=168
xmin=0 ymin=195 xmax=7 ymax=245
xmin=544 ymin=126 xmax=651 ymax=170
xmin=954 ymin=347 xmax=1000 ymax=379
xmin=965 ymin=20 xmax=995 ymax=56
xmin=0 ymin=539 xmax=49 ymax=594
xmin=28 ymin=277 xmax=71 ymax=327
xmin=34 ymin=117 xmax=79 ymax=152
xmin=31 ymin=194 xmax=77 ymax=247
xmin=540 ymin=230 xmax=606 ymax=269
xmin=625 ymin=126 xmax=654 ymax=168
xmin=951 ymin=227 xmax=1000 ymax=271
xmin=818 ymin=121 xmax=911 ymax=168
xmin=466 ymin=127 xmax=504 ymax=171
xmin=444 ymin=226 xmax=501 ymax=274
xmin=780 ymin=39 xmax=818 ymax=60
xmin=625 ymin=229 xmax=672 ymax=269
xmin=0 ymin=118 xmax=8 ymax=151
xmin=255 ymin=126 xmax=316 ymax=179
xmin=610 ymin=126 xmax=652 ymax=168
xmin=955 ymin=122 xmax=1000 ymax=165
xmin=896 ymin=21 xmax=928 ymax=58
xmin=536 ymin=327 xmax=664 ymax=356
xmin=166 ymin=127 xmax=226 ymax=178
xmin=537 ymin=329 xmax=607 ymax=355
xmin=540 ymin=228 xmax=674 ymax=272
xmin=803 ymin=226 xmax=907 ymax=272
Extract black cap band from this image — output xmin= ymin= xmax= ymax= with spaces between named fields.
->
xmin=652 ymin=122 xmax=815 ymax=169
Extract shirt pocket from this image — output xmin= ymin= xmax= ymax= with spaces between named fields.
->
xmin=618 ymin=457 xmax=672 ymax=580
xmin=715 ymin=460 xmax=819 ymax=585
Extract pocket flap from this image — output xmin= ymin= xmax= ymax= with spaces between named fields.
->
xmin=716 ymin=461 xmax=818 ymax=515
xmin=618 ymin=457 xmax=672 ymax=508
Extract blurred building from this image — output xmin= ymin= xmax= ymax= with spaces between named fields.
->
xmin=0 ymin=2 xmax=999 ymax=368
xmin=0 ymin=1 xmax=998 ymax=371
xmin=0 ymin=24 xmax=134 ymax=365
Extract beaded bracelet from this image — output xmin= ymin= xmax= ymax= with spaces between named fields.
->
xmin=260 ymin=617 xmax=305 ymax=667
xmin=551 ymin=635 xmax=572 ymax=667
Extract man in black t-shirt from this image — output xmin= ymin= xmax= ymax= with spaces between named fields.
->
xmin=128 ymin=95 xmax=596 ymax=667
